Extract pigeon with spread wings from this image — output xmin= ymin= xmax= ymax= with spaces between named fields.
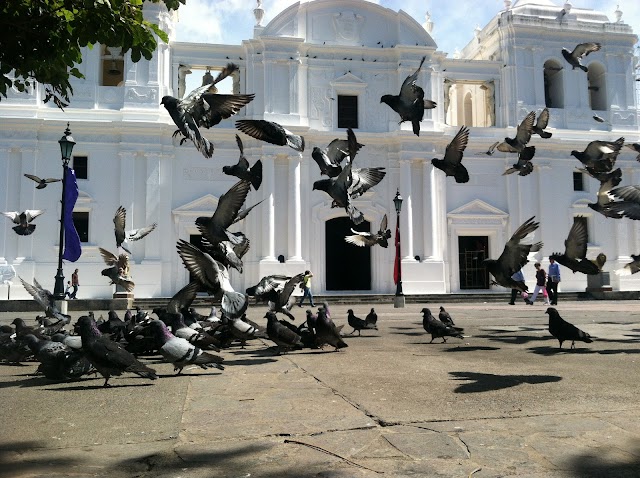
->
xmin=483 ymin=217 xmax=543 ymax=292
xmin=222 ymin=135 xmax=262 ymax=190
xmin=19 ymin=276 xmax=70 ymax=322
xmin=312 ymin=136 xmax=365 ymax=178
xmin=532 ymin=108 xmax=552 ymax=138
xmin=502 ymin=146 xmax=536 ymax=177
xmin=432 ymin=126 xmax=470 ymax=183
xmin=24 ymin=174 xmax=61 ymax=189
xmin=380 ymin=56 xmax=437 ymax=136
xmin=587 ymin=168 xmax=623 ymax=219
xmin=497 ymin=111 xmax=535 ymax=153
xmin=549 ymin=217 xmax=605 ymax=275
xmin=561 ymin=42 xmax=601 ymax=72
xmin=236 ymin=119 xmax=304 ymax=152
xmin=113 ymin=206 xmax=157 ymax=254
xmin=3 ymin=210 xmax=45 ymax=236
xmin=345 ymin=214 xmax=391 ymax=248
xmin=571 ymin=138 xmax=624 ymax=174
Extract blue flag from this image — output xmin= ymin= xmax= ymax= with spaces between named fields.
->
xmin=62 ymin=166 xmax=82 ymax=262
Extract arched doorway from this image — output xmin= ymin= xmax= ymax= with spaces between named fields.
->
xmin=325 ymin=217 xmax=371 ymax=291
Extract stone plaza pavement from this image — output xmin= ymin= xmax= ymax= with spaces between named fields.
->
xmin=1 ymin=300 xmax=639 ymax=478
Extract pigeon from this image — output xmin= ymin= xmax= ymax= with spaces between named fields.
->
xmin=165 ymin=280 xmax=200 ymax=316
xmin=246 ymin=275 xmax=292 ymax=302
xmin=380 ymin=56 xmax=437 ymax=136
xmin=99 ymin=247 xmax=135 ymax=292
xmin=19 ymin=276 xmax=70 ymax=322
xmin=12 ymin=317 xmax=50 ymax=341
xmin=497 ymin=111 xmax=535 ymax=153
xmin=438 ymin=306 xmax=455 ymax=327
xmin=571 ymin=138 xmax=624 ymax=174
xmin=502 ymin=146 xmax=536 ymax=176
xmin=345 ymin=214 xmax=392 ymax=248
xmin=0 ymin=333 xmax=32 ymax=363
xmin=35 ymin=315 xmax=69 ymax=336
xmin=176 ymin=239 xmax=248 ymax=319
xmin=235 ymin=119 xmax=305 ymax=152
xmin=421 ymin=308 xmax=463 ymax=343
xmin=24 ymin=174 xmax=61 ymax=189
xmin=312 ymin=136 xmax=364 ymax=177
xmin=265 ymin=312 xmax=303 ymax=354
xmin=345 ymin=167 xmax=386 ymax=201
xmin=195 ymin=179 xmax=251 ymax=247
xmin=550 ymin=217 xmax=604 ymax=275
xmin=223 ymin=135 xmax=263 ymax=190
xmin=614 ymin=254 xmax=640 ymax=276
xmin=223 ymin=314 xmax=265 ymax=345
xmin=23 ymin=334 xmax=93 ymax=380
xmin=97 ymin=310 xmax=127 ymax=342
xmin=164 ymin=312 xmax=221 ymax=351
xmin=483 ymin=216 xmax=543 ymax=292
xmin=478 ymin=141 xmax=499 ymax=156
xmin=113 ymin=206 xmax=157 ymax=254
xmin=556 ymin=8 xmax=567 ymax=24
xmin=546 ymin=307 xmax=593 ymax=349
xmin=265 ymin=273 xmax=305 ymax=321
xmin=347 ymin=309 xmax=377 ymax=336
xmin=161 ymin=63 xmax=254 ymax=158
xmin=587 ymin=168 xmax=624 ymax=219
xmin=365 ymin=308 xmax=377 ymax=327
xmin=603 ymin=185 xmax=640 ymax=220
xmin=593 ymin=114 xmax=610 ymax=125
xmin=77 ymin=314 xmax=158 ymax=387
xmin=625 ymin=143 xmax=640 ymax=162
xmin=532 ymin=108 xmax=552 ymax=138
xmin=149 ymin=319 xmax=224 ymax=374
xmin=3 ymin=210 xmax=45 ymax=236
xmin=431 ymin=126 xmax=470 ymax=183
xmin=561 ymin=43 xmax=601 ymax=72
xmin=315 ymin=308 xmax=348 ymax=351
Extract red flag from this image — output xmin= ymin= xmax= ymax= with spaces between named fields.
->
xmin=393 ymin=220 xmax=401 ymax=285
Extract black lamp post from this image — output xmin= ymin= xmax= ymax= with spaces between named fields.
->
xmin=393 ymin=189 xmax=404 ymax=298
xmin=53 ymin=124 xmax=76 ymax=300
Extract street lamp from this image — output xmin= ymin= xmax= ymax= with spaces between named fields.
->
xmin=53 ymin=124 xmax=76 ymax=300
xmin=393 ymin=189 xmax=404 ymax=307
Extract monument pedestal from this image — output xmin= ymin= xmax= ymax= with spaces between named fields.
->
xmin=54 ymin=299 xmax=68 ymax=314
xmin=113 ymin=285 xmax=134 ymax=309
xmin=394 ymin=295 xmax=406 ymax=308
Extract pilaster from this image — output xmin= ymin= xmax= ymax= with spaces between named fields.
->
xmin=399 ymin=160 xmax=414 ymax=260
xmin=261 ymin=155 xmax=276 ymax=261
xmin=287 ymin=154 xmax=303 ymax=262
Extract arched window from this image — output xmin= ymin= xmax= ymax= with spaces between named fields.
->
xmin=543 ymin=60 xmax=564 ymax=108
xmin=587 ymin=62 xmax=607 ymax=111
xmin=463 ymin=92 xmax=473 ymax=125
xmin=101 ymin=45 xmax=124 ymax=87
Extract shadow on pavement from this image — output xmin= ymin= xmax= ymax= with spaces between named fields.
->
xmin=443 ymin=346 xmax=501 ymax=352
xmin=528 ymin=345 xmax=640 ymax=356
xmin=449 ymin=371 xmax=562 ymax=393
xmin=565 ymin=440 xmax=640 ymax=478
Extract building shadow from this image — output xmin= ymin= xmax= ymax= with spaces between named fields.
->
xmin=449 ymin=371 xmax=561 ymax=393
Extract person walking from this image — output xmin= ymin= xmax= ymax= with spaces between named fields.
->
xmin=64 ymin=281 xmax=72 ymax=299
xmin=547 ymin=258 xmax=560 ymax=305
xmin=298 ymin=270 xmax=315 ymax=307
xmin=69 ymin=269 xmax=79 ymax=299
xmin=508 ymin=269 xmax=526 ymax=305
xmin=528 ymin=262 xmax=550 ymax=305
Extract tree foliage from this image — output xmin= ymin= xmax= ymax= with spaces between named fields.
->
xmin=0 ymin=0 xmax=184 ymax=108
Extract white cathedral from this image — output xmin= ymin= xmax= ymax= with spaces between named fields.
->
xmin=1 ymin=0 xmax=639 ymax=300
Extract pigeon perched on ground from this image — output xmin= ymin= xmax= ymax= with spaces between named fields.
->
xmin=150 ymin=320 xmax=224 ymax=374
xmin=431 ymin=126 xmax=470 ymax=183
xmin=421 ymin=308 xmax=463 ymax=343
xmin=478 ymin=141 xmax=499 ymax=156
xmin=223 ymin=135 xmax=263 ymax=190
xmin=587 ymin=168 xmax=623 ymax=219
xmin=265 ymin=312 xmax=303 ymax=354
xmin=546 ymin=307 xmax=593 ymax=349
xmin=12 ymin=318 xmax=50 ymax=341
xmin=483 ymin=216 xmax=543 ymax=292
xmin=347 ymin=309 xmax=377 ymax=336
xmin=502 ymin=146 xmax=536 ymax=176
xmin=614 ymin=254 xmax=640 ymax=276
xmin=625 ymin=143 xmax=640 ymax=162
xmin=236 ymin=119 xmax=305 ymax=152
xmin=380 ymin=56 xmax=437 ymax=136
xmin=312 ymin=136 xmax=364 ymax=177
xmin=23 ymin=334 xmax=92 ymax=380
xmin=164 ymin=312 xmax=221 ymax=351
xmin=550 ymin=217 xmax=605 ymax=275
xmin=77 ymin=314 xmax=158 ymax=387
xmin=532 ymin=108 xmax=552 ymax=138
xmin=315 ymin=308 xmax=348 ymax=351
xmin=561 ymin=42 xmax=601 ymax=72
xmin=24 ymin=174 xmax=61 ymax=189
xmin=438 ymin=306 xmax=455 ymax=327
xmin=3 ymin=210 xmax=45 ymax=236
xmin=365 ymin=308 xmax=377 ymax=327
xmin=497 ymin=111 xmax=535 ymax=153
xmin=0 ymin=332 xmax=32 ymax=363
xmin=113 ymin=206 xmax=157 ymax=254
xmin=19 ymin=276 xmax=70 ymax=322
xmin=161 ymin=63 xmax=254 ymax=158
xmin=571 ymin=138 xmax=624 ymax=174
xmin=345 ymin=214 xmax=392 ymax=248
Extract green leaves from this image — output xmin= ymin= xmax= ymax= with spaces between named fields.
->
xmin=0 ymin=0 xmax=182 ymax=109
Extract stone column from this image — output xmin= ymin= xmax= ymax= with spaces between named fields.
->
xmin=287 ymin=154 xmax=302 ymax=261
xmin=118 ymin=151 xmax=137 ymax=216
xmin=18 ymin=148 xmax=37 ymax=260
xmin=144 ymin=152 xmax=162 ymax=260
xmin=262 ymin=155 xmax=276 ymax=260
xmin=399 ymin=160 xmax=414 ymax=260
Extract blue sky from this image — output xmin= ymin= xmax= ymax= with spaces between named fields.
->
xmin=174 ymin=0 xmax=639 ymax=57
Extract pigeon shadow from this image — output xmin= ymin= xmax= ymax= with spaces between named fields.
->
xmin=48 ymin=382 xmax=156 ymax=391
xmin=157 ymin=371 xmax=223 ymax=378
xmin=565 ymin=439 xmax=640 ymax=477
xmin=388 ymin=326 xmax=415 ymax=330
xmin=449 ymin=371 xmax=562 ymax=393
xmin=474 ymin=333 xmax=550 ymax=345
xmin=343 ymin=334 xmax=379 ymax=338
xmin=222 ymin=358 xmax=278 ymax=366
xmin=391 ymin=331 xmax=425 ymax=337
xmin=0 ymin=440 xmax=81 ymax=475
xmin=443 ymin=346 xmax=501 ymax=352
xmin=528 ymin=345 xmax=640 ymax=356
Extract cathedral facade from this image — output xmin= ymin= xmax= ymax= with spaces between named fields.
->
xmin=0 ymin=0 xmax=639 ymax=300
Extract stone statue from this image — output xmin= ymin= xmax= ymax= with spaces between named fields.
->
xmin=443 ymin=79 xmax=453 ymax=125
xmin=484 ymin=80 xmax=495 ymax=126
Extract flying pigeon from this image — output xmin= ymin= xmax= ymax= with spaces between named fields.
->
xmin=546 ymin=307 xmax=593 ymax=349
xmin=421 ymin=308 xmax=463 ymax=343
xmin=24 ymin=174 xmax=61 ymax=189
xmin=614 ymin=254 xmax=640 ymax=276
xmin=161 ymin=63 xmax=254 ymax=158
xmin=587 ymin=168 xmax=623 ymax=219
xmin=483 ymin=216 xmax=543 ymax=292
xmin=502 ymin=146 xmax=536 ymax=176
xmin=532 ymin=108 xmax=552 ymax=138
xmin=625 ymin=143 xmax=640 ymax=162
xmin=312 ymin=136 xmax=364 ymax=177
xmin=265 ymin=273 xmax=306 ymax=321
xmin=478 ymin=141 xmax=499 ymax=156
xmin=596 ymin=185 xmax=640 ymax=220
xmin=432 ymin=126 xmax=470 ymax=183
xmin=380 ymin=56 xmax=437 ymax=136
xmin=235 ymin=119 xmax=305 ymax=152
xmin=561 ymin=42 xmax=601 ymax=72
xmin=149 ymin=319 xmax=224 ymax=374
xmin=550 ymin=217 xmax=605 ymax=275
xmin=497 ymin=111 xmax=535 ymax=153
xmin=345 ymin=167 xmax=386 ymax=201
xmin=593 ymin=114 xmax=610 ymax=125
xmin=347 ymin=309 xmax=377 ymax=336
xmin=77 ymin=314 xmax=158 ymax=387
xmin=246 ymin=275 xmax=292 ymax=302
xmin=19 ymin=276 xmax=70 ymax=322
xmin=222 ymin=135 xmax=262 ymax=190
xmin=3 ymin=210 xmax=45 ymax=236
xmin=345 ymin=214 xmax=392 ymax=248
xmin=571 ymin=138 xmax=624 ymax=174
xmin=113 ymin=206 xmax=157 ymax=254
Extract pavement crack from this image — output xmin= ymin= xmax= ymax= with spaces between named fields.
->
xmin=454 ymin=434 xmax=471 ymax=458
